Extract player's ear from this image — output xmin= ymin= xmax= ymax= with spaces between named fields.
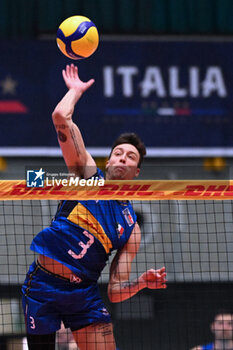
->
xmin=135 ymin=168 xmax=140 ymax=178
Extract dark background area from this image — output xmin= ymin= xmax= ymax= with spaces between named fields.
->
xmin=1 ymin=0 xmax=233 ymax=38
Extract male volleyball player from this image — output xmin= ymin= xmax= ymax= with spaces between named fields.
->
xmin=190 ymin=311 xmax=233 ymax=350
xmin=22 ymin=64 xmax=167 ymax=350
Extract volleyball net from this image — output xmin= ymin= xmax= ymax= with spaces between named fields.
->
xmin=1 ymin=180 xmax=233 ymax=349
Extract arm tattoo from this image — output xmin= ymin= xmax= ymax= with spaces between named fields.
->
xmin=121 ymin=281 xmax=138 ymax=289
xmin=70 ymin=126 xmax=81 ymax=156
xmin=58 ymin=130 xmax=67 ymax=143
xmin=55 ymin=124 xmax=68 ymax=143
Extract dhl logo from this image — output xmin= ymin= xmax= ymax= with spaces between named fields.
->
xmin=1 ymin=181 xmax=233 ymax=200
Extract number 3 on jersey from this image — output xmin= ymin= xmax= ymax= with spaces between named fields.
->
xmin=68 ymin=230 xmax=94 ymax=259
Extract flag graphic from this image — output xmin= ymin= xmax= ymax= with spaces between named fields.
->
xmin=0 ymin=76 xmax=28 ymax=114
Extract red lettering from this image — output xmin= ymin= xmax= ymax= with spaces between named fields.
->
xmin=120 ymin=185 xmax=141 ymax=191
xmin=9 ymin=184 xmax=31 ymax=195
xmin=136 ymin=185 xmax=154 ymax=196
xmin=202 ymin=185 xmax=226 ymax=197
xmin=115 ymin=191 xmax=125 ymax=196
xmin=139 ymin=185 xmax=152 ymax=191
xmin=137 ymin=191 xmax=154 ymax=196
xmin=97 ymin=184 xmax=119 ymax=196
xmin=49 ymin=185 xmax=67 ymax=195
xmin=185 ymin=185 xmax=205 ymax=196
xmin=125 ymin=191 xmax=136 ymax=196
xmin=32 ymin=185 xmax=53 ymax=195
xmin=85 ymin=190 xmax=99 ymax=197
xmin=223 ymin=185 xmax=233 ymax=196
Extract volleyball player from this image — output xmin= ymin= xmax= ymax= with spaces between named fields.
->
xmin=22 ymin=64 xmax=167 ymax=350
xmin=190 ymin=311 xmax=233 ymax=350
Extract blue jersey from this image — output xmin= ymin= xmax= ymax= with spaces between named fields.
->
xmin=200 ymin=344 xmax=233 ymax=350
xmin=30 ymin=169 xmax=137 ymax=282
xmin=201 ymin=344 xmax=213 ymax=350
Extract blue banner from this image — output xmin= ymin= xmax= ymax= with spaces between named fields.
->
xmin=0 ymin=39 xmax=232 ymax=156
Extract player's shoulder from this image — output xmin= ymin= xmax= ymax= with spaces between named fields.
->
xmin=88 ymin=167 xmax=104 ymax=179
xmin=96 ymin=167 xmax=105 ymax=178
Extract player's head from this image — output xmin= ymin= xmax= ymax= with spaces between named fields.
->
xmin=106 ymin=133 xmax=146 ymax=180
xmin=211 ymin=311 xmax=233 ymax=341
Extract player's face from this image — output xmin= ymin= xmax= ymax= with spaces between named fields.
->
xmin=211 ymin=314 xmax=233 ymax=340
xmin=105 ymin=144 xmax=140 ymax=180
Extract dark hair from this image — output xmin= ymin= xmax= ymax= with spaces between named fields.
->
xmin=213 ymin=308 xmax=233 ymax=320
xmin=109 ymin=133 xmax=146 ymax=168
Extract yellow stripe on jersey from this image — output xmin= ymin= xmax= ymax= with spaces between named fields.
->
xmin=67 ymin=203 xmax=112 ymax=254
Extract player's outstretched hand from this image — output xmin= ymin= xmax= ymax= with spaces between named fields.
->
xmin=139 ymin=267 xmax=167 ymax=290
xmin=62 ymin=64 xmax=95 ymax=94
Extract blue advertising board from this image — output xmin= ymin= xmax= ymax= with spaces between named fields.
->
xmin=0 ymin=38 xmax=232 ymax=156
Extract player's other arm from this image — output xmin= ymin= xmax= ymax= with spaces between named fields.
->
xmin=108 ymin=222 xmax=167 ymax=303
xmin=52 ymin=64 xmax=96 ymax=179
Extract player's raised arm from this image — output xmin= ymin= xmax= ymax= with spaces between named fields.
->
xmin=108 ymin=222 xmax=167 ymax=303
xmin=52 ymin=64 xmax=96 ymax=179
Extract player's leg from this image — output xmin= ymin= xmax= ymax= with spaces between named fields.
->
xmin=72 ymin=322 xmax=116 ymax=350
xmin=22 ymin=262 xmax=62 ymax=349
xmin=62 ymin=280 xmax=114 ymax=349
xmin=26 ymin=333 xmax=56 ymax=350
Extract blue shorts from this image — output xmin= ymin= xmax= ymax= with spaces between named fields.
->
xmin=22 ymin=262 xmax=111 ymax=335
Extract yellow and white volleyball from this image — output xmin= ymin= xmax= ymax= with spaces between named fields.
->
xmin=56 ymin=15 xmax=99 ymax=60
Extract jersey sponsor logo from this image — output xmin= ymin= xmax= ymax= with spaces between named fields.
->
xmin=70 ymin=274 xmax=82 ymax=283
xmin=101 ymin=307 xmax=110 ymax=316
xmin=122 ymin=208 xmax=134 ymax=226
xmin=116 ymin=222 xmax=124 ymax=238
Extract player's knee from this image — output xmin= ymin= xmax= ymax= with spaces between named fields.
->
xmin=73 ymin=322 xmax=116 ymax=349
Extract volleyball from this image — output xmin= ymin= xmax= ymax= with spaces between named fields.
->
xmin=56 ymin=15 xmax=99 ymax=60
